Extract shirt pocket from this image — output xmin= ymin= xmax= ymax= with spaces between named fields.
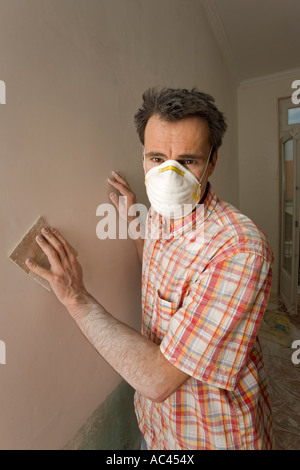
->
xmin=154 ymin=291 xmax=179 ymax=341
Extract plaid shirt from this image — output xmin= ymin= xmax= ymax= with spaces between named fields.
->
xmin=134 ymin=183 xmax=274 ymax=450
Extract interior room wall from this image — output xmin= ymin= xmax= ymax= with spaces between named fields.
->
xmin=238 ymin=69 xmax=300 ymax=294
xmin=0 ymin=0 xmax=238 ymax=449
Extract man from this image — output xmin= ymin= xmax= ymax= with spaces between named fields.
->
xmin=26 ymin=88 xmax=274 ymax=450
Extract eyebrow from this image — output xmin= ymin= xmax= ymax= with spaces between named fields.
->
xmin=145 ymin=151 xmax=205 ymax=160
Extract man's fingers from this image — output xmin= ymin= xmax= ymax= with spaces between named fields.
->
xmin=25 ymin=258 xmax=51 ymax=281
xmin=35 ymin=234 xmax=62 ymax=267
xmin=108 ymin=170 xmax=135 ymax=196
xmin=108 ymin=171 xmax=136 ymax=219
xmin=109 ymin=192 xmax=120 ymax=209
xmin=40 ymin=228 xmax=68 ymax=262
xmin=47 ymin=227 xmax=77 ymax=262
xmin=108 ymin=177 xmax=131 ymax=197
xmin=111 ymin=171 xmax=130 ymax=189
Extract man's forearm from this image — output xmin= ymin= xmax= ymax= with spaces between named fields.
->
xmin=66 ymin=291 xmax=182 ymax=402
xmin=26 ymin=227 xmax=189 ymax=402
xmin=134 ymin=237 xmax=144 ymax=263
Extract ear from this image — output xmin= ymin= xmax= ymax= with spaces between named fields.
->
xmin=208 ymin=150 xmax=218 ymax=177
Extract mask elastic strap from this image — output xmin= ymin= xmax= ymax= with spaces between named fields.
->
xmin=199 ymin=146 xmax=213 ymax=184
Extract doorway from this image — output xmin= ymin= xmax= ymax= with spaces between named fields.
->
xmin=279 ymin=97 xmax=300 ymax=315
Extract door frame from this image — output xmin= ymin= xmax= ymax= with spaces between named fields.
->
xmin=279 ymin=97 xmax=300 ymax=314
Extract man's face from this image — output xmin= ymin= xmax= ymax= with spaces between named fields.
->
xmin=143 ymin=114 xmax=217 ymax=201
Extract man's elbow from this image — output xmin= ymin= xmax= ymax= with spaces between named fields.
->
xmin=145 ymin=382 xmax=178 ymax=403
xmin=142 ymin=351 xmax=190 ymax=403
xmin=147 ymin=389 xmax=170 ymax=403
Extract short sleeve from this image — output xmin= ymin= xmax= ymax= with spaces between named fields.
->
xmin=160 ymin=252 xmax=272 ymax=391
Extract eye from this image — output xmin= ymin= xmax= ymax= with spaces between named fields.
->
xmin=151 ymin=157 xmax=163 ymax=163
xmin=180 ymin=159 xmax=193 ymax=166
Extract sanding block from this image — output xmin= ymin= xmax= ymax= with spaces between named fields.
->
xmin=9 ymin=216 xmax=78 ymax=291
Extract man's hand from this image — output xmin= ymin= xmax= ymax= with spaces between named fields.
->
xmin=108 ymin=171 xmax=137 ymax=223
xmin=108 ymin=170 xmax=144 ymax=262
xmin=25 ymin=227 xmax=88 ymax=309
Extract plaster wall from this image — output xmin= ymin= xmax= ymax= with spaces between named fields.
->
xmin=0 ymin=0 xmax=238 ymax=449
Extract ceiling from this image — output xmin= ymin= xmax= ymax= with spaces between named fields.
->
xmin=202 ymin=0 xmax=300 ymax=82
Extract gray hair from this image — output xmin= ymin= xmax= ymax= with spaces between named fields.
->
xmin=134 ymin=87 xmax=227 ymax=153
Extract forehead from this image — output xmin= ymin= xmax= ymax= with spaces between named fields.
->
xmin=144 ymin=114 xmax=211 ymax=150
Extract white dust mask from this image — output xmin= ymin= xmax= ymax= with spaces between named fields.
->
xmin=144 ymin=147 xmax=213 ymax=219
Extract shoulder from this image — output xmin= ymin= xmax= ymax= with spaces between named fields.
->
xmin=208 ymin=196 xmax=273 ymax=265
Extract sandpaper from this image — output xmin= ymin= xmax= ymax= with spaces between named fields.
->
xmin=9 ymin=216 xmax=77 ymax=291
